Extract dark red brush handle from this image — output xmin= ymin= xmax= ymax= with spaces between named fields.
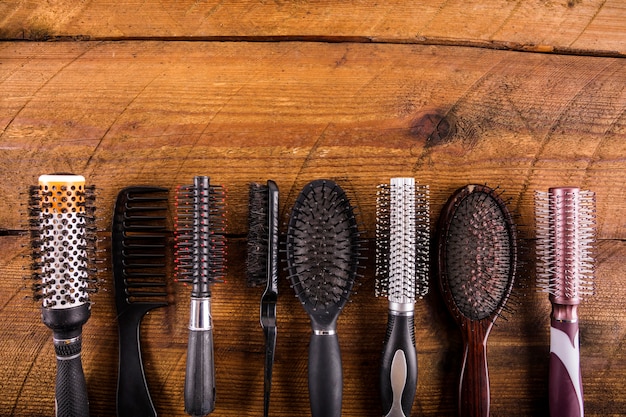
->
xmin=549 ymin=318 xmax=583 ymax=417
xmin=459 ymin=321 xmax=491 ymax=417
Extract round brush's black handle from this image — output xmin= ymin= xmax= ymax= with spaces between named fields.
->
xmin=184 ymin=329 xmax=216 ymax=416
xmin=54 ymin=334 xmax=90 ymax=417
xmin=308 ymin=332 xmax=342 ymax=417
xmin=380 ymin=313 xmax=417 ymax=417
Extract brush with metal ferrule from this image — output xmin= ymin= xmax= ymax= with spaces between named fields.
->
xmin=28 ymin=174 xmax=97 ymax=417
xmin=535 ymin=187 xmax=596 ymax=417
xmin=175 ymin=176 xmax=226 ymax=416
xmin=376 ymin=177 xmax=430 ymax=417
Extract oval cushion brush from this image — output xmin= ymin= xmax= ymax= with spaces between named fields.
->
xmin=175 ymin=176 xmax=226 ymax=416
xmin=28 ymin=174 xmax=97 ymax=417
xmin=436 ymin=184 xmax=517 ymax=417
xmin=286 ymin=179 xmax=362 ymax=417
xmin=246 ymin=180 xmax=279 ymax=417
xmin=375 ymin=177 xmax=430 ymax=417
xmin=112 ymin=186 xmax=169 ymax=417
xmin=535 ymin=187 xmax=596 ymax=417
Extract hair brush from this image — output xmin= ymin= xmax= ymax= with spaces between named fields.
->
xmin=535 ymin=187 xmax=596 ymax=417
xmin=286 ymin=179 xmax=362 ymax=417
xmin=246 ymin=180 xmax=279 ymax=417
xmin=27 ymin=174 xmax=97 ymax=417
xmin=375 ymin=177 xmax=430 ymax=417
xmin=436 ymin=184 xmax=517 ymax=417
xmin=112 ymin=186 xmax=169 ymax=417
xmin=175 ymin=176 xmax=226 ymax=416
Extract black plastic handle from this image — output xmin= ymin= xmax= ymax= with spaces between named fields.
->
xmin=184 ymin=329 xmax=216 ymax=416
xmin=380 ymin=313 xmax=417 ymax=417
xmin=117 ymin=311 xmax=157 ymax=417
xmin=308 ymin=332 xmax=342 ymax=417
xmin=54 ymin=334 xmax=90 ymax=417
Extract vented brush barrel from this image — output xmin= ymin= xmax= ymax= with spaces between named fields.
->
xmin=34 ymin=174 xmax=93 ymax=417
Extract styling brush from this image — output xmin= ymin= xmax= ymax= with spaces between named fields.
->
xmin=113 ymin=186 xmax=169 ymax=417
xmin=246 ymin=180 xmax=279 ymax=417
xmin=535 ymin=187 xmax=596 ymax=417
xmin=175 ymin=176 xmax=226 ymax=416
xmin=286 ymin=179 xmax=363 ymax=417
xmin=375 ymin=177 xmax=430 ymax=417
xmin=436 ymin=184 xmax=517 ymax=417
xmin=27 ymin=174 xmax=97 ymax=417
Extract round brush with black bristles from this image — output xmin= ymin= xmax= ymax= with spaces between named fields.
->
xmin=436 ymin=184 xmax=517 ymax=417
xmin=246 ymin=180 xmax=279 ymax=417
xmin=286 ymin=179 xmax=363 ymax=417
xmin=175 ymin=176 xmax=226 ymax=416
xmin=535 ymin=187 xmax=596 ymax=417
xmin=375 ymin=177 xmax=430 ymax=417
xmin=28 ymin=174 xmax=97 ymax=417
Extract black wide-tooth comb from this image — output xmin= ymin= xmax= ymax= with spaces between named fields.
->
xmin=112 ymin=186 xmax=169 ymax=417
xmin=175 ymin=176 xmax=226 ymax=416
xmin=286 ymin=179 xmax=363 ymax=417
xmin=28 ymin=174 xmax=97 ymax=417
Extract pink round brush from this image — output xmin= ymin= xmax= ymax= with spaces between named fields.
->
xmin=535 ymin=187 xmax=596 ymax=417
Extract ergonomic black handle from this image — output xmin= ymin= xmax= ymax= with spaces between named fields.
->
xmin=184 ymin=329 xmax=216 ymax=416
xmin=380 ymin=313 xmax=417 ymax=417
xmin=54 ymin=334 xmax=90 ymax=417
xmin=308 ymin=332 xmax=342 ymax=417
xmin=117 ymin=312 xmax=157 ymax=417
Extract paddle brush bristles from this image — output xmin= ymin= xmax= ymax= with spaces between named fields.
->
xmin=175 ymin=176 xmax=227 ymax=293
xmin=535 ymin=187 xmax=596 ymax=301
xmin=375 ymin=178 xmax=430 ymax=302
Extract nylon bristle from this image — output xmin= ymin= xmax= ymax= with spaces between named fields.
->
xmin=286 ymin=180 xmax=362 ymax=313
xmin=375 ymin=178 xmax=430 ymax=302
xmin=174 ymin=176 xmax=227 ymax=298
xmin=535 ymin=188 xmax=596 ymax=301
xmin=442 ymin=186 xmax=516 ymax=321
xmin=246 ymin=183 xmax=269 ymax=287
xmin=27 ymin=175 xmax=97 ymax=308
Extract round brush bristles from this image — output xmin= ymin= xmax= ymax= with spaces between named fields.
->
xmin=175 ymin=176 xmax=226 ymax=298
xmin=286 ymin=179 xmax=361 ymax=313
xmin=441 ymin=186 xmax=516 ymax=321
xmin=375 ymin=178 xmax=430 ymax=302
xmin=28 ymin=174 xmax=96 ymax=309
xmin=535 ymin=187 xmax=596 ymax=302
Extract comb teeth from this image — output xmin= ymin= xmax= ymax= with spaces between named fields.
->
xmin=114 ymin=187 xmax=169 ymax=303
xmin=375 ymin=178 xmax=430 ymax=302
xmin=28 ymin=175 xmax=97 ymax=308
xmin=175 ymin=176 xmax=227 ymax=298
xmin=535 ymin=187 xmax=596 ymax=302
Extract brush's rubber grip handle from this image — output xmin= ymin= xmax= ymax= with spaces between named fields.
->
xmin=380 ymin=313 xmax=417 ymax=417
xmin=117 ymin=314 xmax=156 ymax=417
xmin=550 ymin=319 xmax=584 ymax=417
xmin=309 ymin=332 xmax=342 ymax=417
xmin=54 ymin=334 xmax=90 ymax=417
xmin=184 ymin=329 xmax=216 ymax=416
xmin=459 ymin=323 xmax=490 ymax=417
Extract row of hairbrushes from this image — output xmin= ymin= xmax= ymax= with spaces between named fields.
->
xmin=27 ymin=173 xmax=595 ymax=417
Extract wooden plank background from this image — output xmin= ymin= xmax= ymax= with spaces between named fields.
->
xmin=1 ymin=2 xmax=625 ymax=417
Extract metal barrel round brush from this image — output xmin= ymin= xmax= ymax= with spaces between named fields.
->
xmin=246 ymin=180 xmax=279 ymax=417
xmin=436 ymin=184 xmax=517 ymax=417
xmin=28 ymin=174 xmax=97 ymax=417
xmin=375 ymin=177 xmax=430 ymax=417
xmin=535 ymin=187 xmax=596 ymax=417
xmin=286 ymin=179 xmax=363 ymax=417
xmin=175 ymin=176 xmax=226 ymax=416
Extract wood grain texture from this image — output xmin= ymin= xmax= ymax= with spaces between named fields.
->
xmin=0 ymin=1 xmax=624 ymax=56
xmin=0 ymin=41 xmax=625 ymax=416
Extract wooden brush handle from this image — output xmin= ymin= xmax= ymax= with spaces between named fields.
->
xmin=459 ymin=321 xmax=491 ymax=417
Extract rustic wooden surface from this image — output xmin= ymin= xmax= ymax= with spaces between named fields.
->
xmin=1 ymin=2 xmax=625 ymax=416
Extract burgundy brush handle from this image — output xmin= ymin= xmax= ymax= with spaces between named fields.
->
xmin=550 ymin=318 xmax=584 ymax=417
xmin=459 ymin=321 xmax=490 ymax=417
